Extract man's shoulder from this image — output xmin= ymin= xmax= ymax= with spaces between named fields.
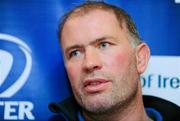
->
xmin=143 ymin=95 xmax=180 ymax=121
xmin=48 ymin=95 xmax=180 ymax=121
xmin=48 ymin=96 xmax=79 ymax=121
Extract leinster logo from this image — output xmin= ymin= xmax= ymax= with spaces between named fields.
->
xmin=0 ymin=33 xmax=32 ymax=98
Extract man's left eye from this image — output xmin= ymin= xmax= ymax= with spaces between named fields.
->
xmin=99 ymin=42 xmax=110 ymax=49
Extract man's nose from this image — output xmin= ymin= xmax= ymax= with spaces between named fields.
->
xmin=82 ymin=47 xmax=102 ymax=73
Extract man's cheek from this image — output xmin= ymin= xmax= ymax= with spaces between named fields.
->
xmin=66 ymin=64 xmax=81 ymax=83
xmin=108 ymin=52 xmax=128 ymax=69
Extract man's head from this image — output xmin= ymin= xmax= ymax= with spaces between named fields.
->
xmin=59 ymin=1 xmax=150 ymax=118
xmin=59 ymin=1 xmax=142 ymax=47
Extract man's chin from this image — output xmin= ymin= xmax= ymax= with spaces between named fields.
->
xmin=83 ymin=104 xmax=111 ymax=114
xmin=80 ymin=97 xmax=114 ymax=114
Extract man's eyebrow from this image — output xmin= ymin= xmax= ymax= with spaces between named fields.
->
xmin=90 ymin=36 xmax=115 ymax=45
xmin=65 ymin=45 xmax=83 ymax=54
xmin=65 ymin=36 xmax=115 ymax=53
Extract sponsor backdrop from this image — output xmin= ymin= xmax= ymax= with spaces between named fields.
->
xmin=0 ymin=0 xmax=179 ymax=120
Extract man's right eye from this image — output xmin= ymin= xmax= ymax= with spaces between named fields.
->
xmin=69 ymin=50 xmax=81 ymax=58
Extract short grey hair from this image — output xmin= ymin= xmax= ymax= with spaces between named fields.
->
xmin=58 ymin=1 xmax=143 ymax=47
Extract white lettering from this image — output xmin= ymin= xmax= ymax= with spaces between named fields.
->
xmin=19 ymin=101 xmax=35 ymax=120
xmin=0 ymin=101 xmax=35 ymax=120
xmin=4 ymin=101 xmax=18 ymax=120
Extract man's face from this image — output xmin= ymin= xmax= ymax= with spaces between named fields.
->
xmin=61 ymin=10 xmax=140 ymax=113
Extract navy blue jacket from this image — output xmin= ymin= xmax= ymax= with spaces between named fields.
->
xmin=48 ymin=96 xmax=180 ymax=121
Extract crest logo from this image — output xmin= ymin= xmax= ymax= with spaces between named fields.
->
xmin=0 ymin=33 xmax=32 ymax=98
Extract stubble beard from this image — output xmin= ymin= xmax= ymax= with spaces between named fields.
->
xmin=73 ymin=58 xmax=139 ymax=117
xmin=79 ymin=77 xmax=138 ymax=116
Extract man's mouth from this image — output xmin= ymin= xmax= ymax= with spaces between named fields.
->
xmin=83 ymin=78 xmax=111 ymax=93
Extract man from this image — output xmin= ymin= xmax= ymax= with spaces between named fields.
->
xmin=49 ymin=1 xmax=179 ymax=121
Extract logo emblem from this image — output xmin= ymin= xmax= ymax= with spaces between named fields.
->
xmin=0 ymin=33 xmax=32 ymax=98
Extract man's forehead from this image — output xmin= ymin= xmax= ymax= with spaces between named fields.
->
xmin=61 ymin=8 xmax=129 ymax=49
xmin=66 ymin=8 xmax=115 ymax=22
xmin=63 ymin=9 xmax=127 ymax=33
xmin=62 ymin=9 xmax=128 ymax=37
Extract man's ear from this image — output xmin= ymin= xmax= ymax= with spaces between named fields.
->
xmin=136 ymin=43 xmax=150 ymax=74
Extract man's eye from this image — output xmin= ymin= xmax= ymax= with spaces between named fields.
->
xmin=69 ymin=50 xmax=81 ymax=58
xmin=99 ymin=42 xmax=110 ymax=49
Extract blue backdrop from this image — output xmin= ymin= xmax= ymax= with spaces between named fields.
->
xmin=0 ymin=0 xmax=179 ymax=120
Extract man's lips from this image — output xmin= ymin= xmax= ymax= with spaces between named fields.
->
xmin=83 ymin=78 xmax=111 ymax=93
